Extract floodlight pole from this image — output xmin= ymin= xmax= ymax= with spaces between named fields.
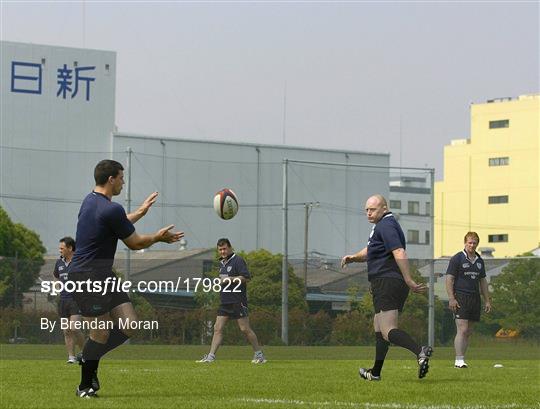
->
xmin=281 ymin=159 xmax=289 ymax=345
xmin=428 ymin=168 xmax=435 ymax=347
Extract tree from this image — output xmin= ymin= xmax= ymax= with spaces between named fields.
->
xmin=194 ymin=250 xmax=220 ymax=310
xmin=489 ymin=254 xmax=540 ymax=339
xmin=242 ymin=249 xmax=307 ymax=312
xmin=0 ymin=206 xmax=46 ymax=307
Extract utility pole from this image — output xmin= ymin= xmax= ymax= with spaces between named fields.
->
xmin=303 ymin=202 xmax=319 ymax=288
xmin=281 ymin=159 xmax=288 ymax=345
xmin=13 ymin=251 xmax=18 ymax=308
xmin=428 ymin=168 xmax=436 ymax=347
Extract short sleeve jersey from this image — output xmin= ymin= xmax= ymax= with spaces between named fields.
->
xmin=218 ymin=253 xmax=251 ymax=305
xmin=70 ymin=191 xmax=135 ymax=277
xmin=367 ymin=212 xmax=406 ymax=281
xmin=446 ymin=251 xmax=486 ymax=295
xmin=53 ymin=258 xmax=72 ymax=299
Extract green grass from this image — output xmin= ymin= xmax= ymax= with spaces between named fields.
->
xmin=1 ymin=344 xmax=539 ymax=409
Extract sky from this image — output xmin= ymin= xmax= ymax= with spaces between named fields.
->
xmin=1 ymin=1 xmax=538 ymax=179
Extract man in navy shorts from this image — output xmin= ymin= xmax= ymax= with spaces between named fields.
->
xmin=446 ymin=231 xmax=492 ymax=368
xmin=69 ymin=159 xmax=183 ymax=398
xmin=54 ymin=236 xmax=85 ymax=363
xmin=342 ymin=194 xmax=433 ymax=381
xmin=197 ymin=238 xmax=266 ymax=364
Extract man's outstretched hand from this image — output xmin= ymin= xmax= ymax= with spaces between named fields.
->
xmin=139 ymin=192 xmax=159 ymax=216
xmin=156 ymin=225 xmax=184 ymax=244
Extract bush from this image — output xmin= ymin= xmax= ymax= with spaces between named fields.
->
xmin=0 ymin=308 xmax=62 ymax=344
xmin=330 ymin=310 xmax=373 ymax=345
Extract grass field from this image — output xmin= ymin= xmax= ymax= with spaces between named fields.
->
xmin=1 ymin=344 xmax=539 ymax=409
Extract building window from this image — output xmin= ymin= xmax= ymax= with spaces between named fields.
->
xmin=488 ymin=234 xmax=508 ymax=243
xmin=408 ymin=201 xmax=420 ymax=215
xmin=407 ymin=230 xmax=420 ymax=244
xmin=425 ymin=231 xmax=430 ymax=245
xmin=489 ymin=119 xmax=509 ymax=129
xmin=390 ymin=200 xmax=401 ymax=210
xmin=488 ymin=195 xmax=509 ymax=204
xmin=489 ymin=157 xmax=509 ymax=166
xmin=425 ymin=202 xmax=431 ymax=216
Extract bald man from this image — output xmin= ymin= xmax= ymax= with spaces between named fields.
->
xmin=342 ymin=194 xmax=433 ymax=381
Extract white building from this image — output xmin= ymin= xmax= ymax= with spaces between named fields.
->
xmin=389 ymin=176 xmax=433 ymax=259
xmin=1 ymin=41 xmax=391 ymax=258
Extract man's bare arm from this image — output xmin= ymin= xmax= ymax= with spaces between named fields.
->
xmin=123 ymin=225 xmax=183 ymax=250
xmin=393 ymin=248 xmax=427 ymax=293
xmin=341 ymin=247 xmax=368 ymax=268
xmin=127 ymin=192 xmax=158 ymax=224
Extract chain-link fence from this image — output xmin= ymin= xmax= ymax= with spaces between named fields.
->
xmin=1 ymin=254 xmax=537 ymax=346
xmin=2 ymin=144 xmax=537 ymax=346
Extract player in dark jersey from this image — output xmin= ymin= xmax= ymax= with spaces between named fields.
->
xmin=69 ymin=159 xmax=183 ymax=398
xmin=446 ymin=231 xmax=492 ymax=368
xmin=197 ymin=238 xmax=266 ymax=364
xmin=341 ymin=194 xmax=432 ymax=381
xmin=54 ymin=236 xmax=85 ymax=363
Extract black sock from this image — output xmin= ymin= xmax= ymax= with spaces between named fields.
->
xmin=79 ymin=339 xmax=108 ymax=389
xmin=102 ymin=328 xmax=129 ymax=355
xmin=79 ymin=329 xmax=130 ymax=389
xmin=372 ymin=332 xmax=390 ymax=376
xmin=387 ymin=328 xmax=421 ymax=356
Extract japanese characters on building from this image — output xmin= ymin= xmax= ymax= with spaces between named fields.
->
xmin=11 ymin=60 xmax=96 ymax=101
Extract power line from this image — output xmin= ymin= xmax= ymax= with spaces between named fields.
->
xmin=1 ymin=193 xmax=536 ymax=231
xmin=0 ymin=145 xmax=282 ymax=165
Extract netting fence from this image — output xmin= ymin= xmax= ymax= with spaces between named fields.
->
xmin=1 ymin=144 xmax=537 ymax=347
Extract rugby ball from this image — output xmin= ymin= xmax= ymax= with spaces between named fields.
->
xmin=213 ymin=188 xmax=239 ymax=220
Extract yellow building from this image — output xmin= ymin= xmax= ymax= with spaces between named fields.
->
xmin=435 ymin=94 xmax=539 ymax=257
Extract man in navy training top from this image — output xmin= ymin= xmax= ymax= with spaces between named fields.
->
xmin=54 ymin=236 xmax=85 ymax=363
xmin=197 ymin=238 xmax=266 ymax=364
xmin=341 ymin=194 xmax=433 ymax=381
xmin=445 ymin=231 xmax=492 ymax=368
xmin=69 ymin=159 xmax=183 ymax=398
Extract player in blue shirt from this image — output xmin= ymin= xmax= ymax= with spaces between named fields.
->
xmin=342 ymin=194 xmax=432 ymax=381
xmin=69 ymin=160 xmax=183 ymax=398
xmin=197 ymin=238 xmax=266 ymax=364
xmin=53 ymin=236 xmax=85 ymax=363
xmin=445 ymin=232 xmax=492 ymax=368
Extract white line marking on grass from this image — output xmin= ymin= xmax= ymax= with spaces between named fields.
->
xmin=238 ymin=398 xmax=531 ymax=409
xmin=118 ymin=368 xmax=161 ymax=372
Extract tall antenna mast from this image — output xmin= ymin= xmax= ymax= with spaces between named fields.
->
xmin=399 ymin=115 xmax=402 ymax=177
xmin=282 ymin=81 xmax=287 ymax=145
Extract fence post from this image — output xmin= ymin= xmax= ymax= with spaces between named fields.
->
xmin=428 ymin=168 xmax=435 ymax=346
xmin=281 ymin=159 xmax=288 ymax=345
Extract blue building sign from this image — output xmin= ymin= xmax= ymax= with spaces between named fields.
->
xmin=11 ymin=61 xmax=42 ymax=94
xmin=56 ymin=64 xmax=73 ymax=99
xmin=57 ymin=64 xmax=96 ymax=101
